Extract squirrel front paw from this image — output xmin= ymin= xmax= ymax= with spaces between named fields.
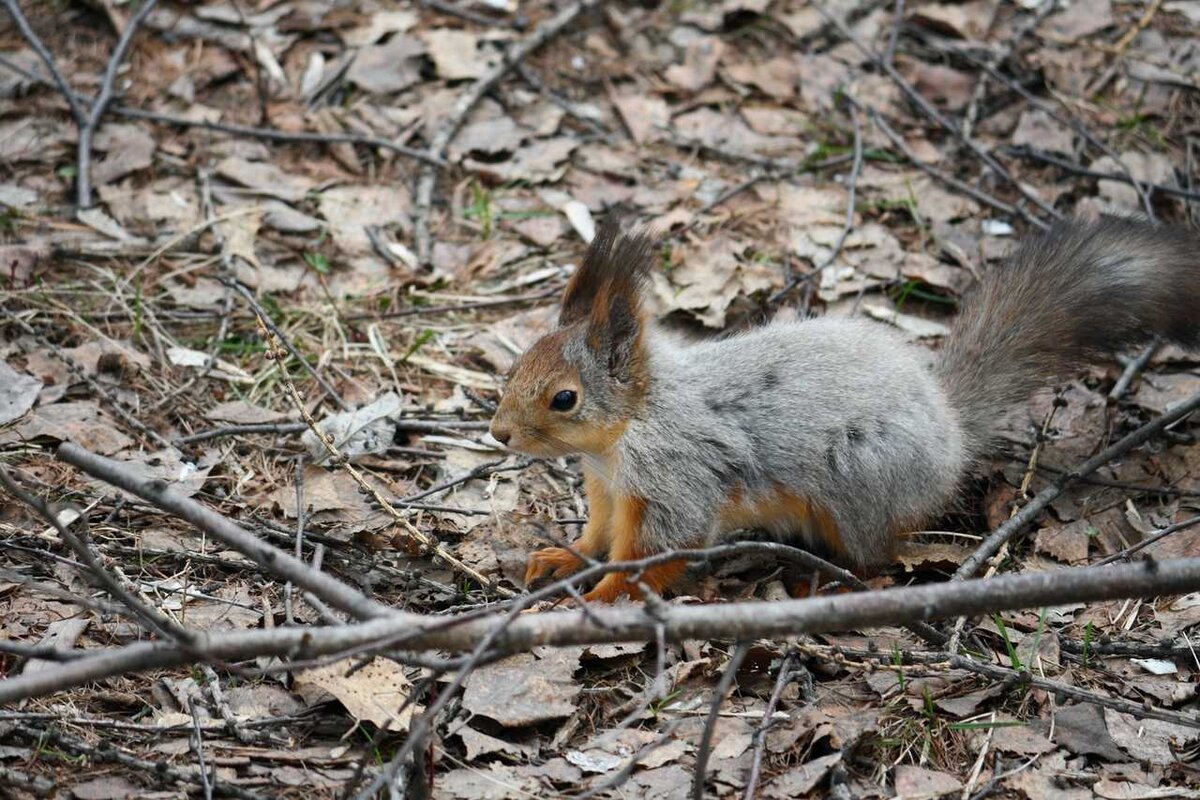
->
xmin=581 ymin=573 xmax=640 ymax=603
xmin=524 ymin=547 xmax=584 ymax=587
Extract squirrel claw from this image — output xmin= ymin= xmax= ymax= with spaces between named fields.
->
xmin=524 ymin=547 xmax=583 ymax=587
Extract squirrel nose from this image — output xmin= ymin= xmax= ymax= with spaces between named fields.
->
xmin=491 ymin=427 xmax=511 ymax=445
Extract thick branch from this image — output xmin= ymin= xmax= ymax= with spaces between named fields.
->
xmin=5 ymin=555 xmax=1200 ymax=705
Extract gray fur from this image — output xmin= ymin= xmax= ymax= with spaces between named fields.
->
xmin=599 ymin=217 xmax=1199 ymax=569
xmin=609 ymin=319 xmax=966 ymax=568
xmin=501 ymin=216 xmax=1199 ymax=572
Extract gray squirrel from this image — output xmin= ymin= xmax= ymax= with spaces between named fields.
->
xmin=489 ymin=217 xmax=1200 ymax=602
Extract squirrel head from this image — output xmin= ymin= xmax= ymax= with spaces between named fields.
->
xmin=490 ymin=219 xmax=656 ymax=458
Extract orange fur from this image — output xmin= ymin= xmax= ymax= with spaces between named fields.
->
xmin=718 ymin=483 xmax=844 ymax=557
xmin=581 ymin=495 xmax=687 ymax=602
xmin=525 ymin=466 xmax=614 ymax=585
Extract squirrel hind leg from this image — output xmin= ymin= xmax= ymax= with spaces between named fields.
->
xmin=581 ymin=558 xmax=688 ymax=603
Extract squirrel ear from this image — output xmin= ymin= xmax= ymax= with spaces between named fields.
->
xmin=578 ymin=223 xmax=657 ymax=381
xmin=559 ymin=216 xmax=654 ymax=327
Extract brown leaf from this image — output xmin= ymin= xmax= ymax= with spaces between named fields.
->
xmin=460 ymin=646 xmax=583 ymax=727
xmin=0 ymin=360 xmax=41 ymax=427
xmin=422 ymin=29 xmax=493 ymax=80
xmin=612 ymin=92 xmax=670 ymax=145
xmin=1012 ymin=109 xmax=1075 ymax=155
xmin=665 ymin=35 xmax=725 ymax=91
xmin=763 ymin=753 xmax=841 ymax=798
xmin=346 ymin=34 xmax=424 ymax=94
xmin=0 ymin=401 xmax=134 ymax=455
xmin=1035 ymin=520 xmax=1093 ymax=564
xmin=1043 ymin=0 xmax=1115 ymax=41
xmin=894 ymin=765 xmax=963 ymax=798
xmin=216 ymin=157 xmax=315 ymax=203
xmin=295 ymin=658 xmax=416 ymax=732
xmin=205 ymin=400 xmax=288 ymax=424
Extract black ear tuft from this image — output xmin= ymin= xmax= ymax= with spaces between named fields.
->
xmin=559 ymin=216 xmax=657 ymax=327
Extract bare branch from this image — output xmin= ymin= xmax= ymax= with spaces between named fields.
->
xmin=954 ymin=389 xmax=1200 ymax=580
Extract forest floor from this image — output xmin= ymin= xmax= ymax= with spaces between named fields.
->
xmin=1 ymin=0 xmax=1199 ymax=798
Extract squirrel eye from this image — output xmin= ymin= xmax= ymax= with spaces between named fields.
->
xmin=550 ymin=390 xmax=577 ymax=411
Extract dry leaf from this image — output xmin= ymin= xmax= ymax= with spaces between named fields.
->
xmin=460 ymin=647 xmax=583 ymax=727
xmin=0 ymin=360 xmax=41 ymax=427
xmin=295 ymin=658 xmax=416 ymax=732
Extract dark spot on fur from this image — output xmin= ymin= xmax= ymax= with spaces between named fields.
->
xmin=846 ymin=424 xmax=864 ymax=442
xmin=824 ymin=442 xmax=839 ymax=473
xmin=762 ymin=369 xmax=779 ymax=390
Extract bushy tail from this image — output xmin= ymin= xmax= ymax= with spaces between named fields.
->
xmin=937 ymin=217 xmax=1200 ymax=459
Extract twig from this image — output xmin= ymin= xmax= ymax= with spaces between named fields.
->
xmin=801 ymin=642 xmax=1200 ymax=730
xmin=960 ymin=0 xmax=1056 ymax=140
xmin=250 ymin=318 xmax=513 ymax=597
xmin=743 ymin=651 xmax=797 ymax=800
xmin=0 ymin=55 xmax=447 ymax=168
xmin=1109 ymin=340 xmax=1161 ymax=400
xmin=864 ymin=106 xmax=1040 ymax=228
xmin=1094 ymin=514 xmax=1200 ymax=566
xmin=8 ymin=723 xmax=264 ymax=800
xmin=0 ymin=466 xmax=194 ymax=644
xmin=189 ymin=703 xmax=215 ymax=800
xmin=0 ymin=0 xmax=85 ymax=123
xmin=770 ymin=104 xmax=864 ymax=303
xmin=953 ymin=388 xmax=1200 ymax=580
xmin=693 ymin=642 xmax=750 ymax=800
xmin=9 ymin=553 xmax=1200 ymax=704
xmin=55 ymin=441 xmax=403 ymax=622
xmin=75 ymin=0 xmax=159 ymax=207
xmin=817 ymin=5 xmax=1061 ymax=225
xmin=226 ymin=280 xmax=350 ymax=411
xmin=414 ymin=0 xmax=599 ymax=265
xmin=1003 ymin=146 xmax=1200 ymax=203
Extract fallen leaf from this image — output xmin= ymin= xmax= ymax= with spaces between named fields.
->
xmin=763 ymin=753 xmax=841 ymax=798
xmin=92 ymin=123 xmax=156 ymax=185
xmin=0 ymin=360 xmax=41 ymax=426
xmin=205 ymin=400 xmax=288 ymax=424
xmin=1043 ymin=0 xmax=1114 ymax=41
xmin=460 ymin=646 xmax=583 ymax=727
xmin=665 ymin=35 xmax=725 ymax=91
xmin=612 ymin=92 xmax=669 ymax=144
xmin=1012 ymin=109 xmax=1074 ymax=155
xmin=347 ymin=34 xmax=424 ymax=94
xmin=301 ymin=392 xmax=403 ymax=464
xmin=216 ymin=157 xmax=315 ymax=203
xmin=0 ymin=400 xmax=134 ymax=454
xmin=318 ymin=185 xmax=412 ymax=256
xmin=1104 ymin=708 xmax=1196 ymax=764
xmin=295 ymin=658 xmax=416 ymax=732
xmin=422 ymin=29 xmax=492 ymax=80
xmin=894 ymin=765 xmax=963 ymax=798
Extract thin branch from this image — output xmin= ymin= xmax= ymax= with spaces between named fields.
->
xmin=1109 ymin=340 xmax=1161 ymax=400
xmin=1004 ymin=146 xmax=1200 ymax=203
xmin=1094 ymin=514 xmax=1200 ymax=566
xmin=55 ymin=441 xmax=403 ymax=622
xmin=414 ymin=0 xmax=599 ymax=264
xmin=0 ymin=0 xmax=86 ymax=124
xmin=817 ymin=4 xmax=1060 ymax=225
xmin=693 ymin=642 xmax=750 ymax=800
xmin=954 ymin=389 xmax=1200 ymax=580
xmin=76 ymin=0 xmax=159 ymax=207
xmin=770 ymin=104 xmax=864 ymax=303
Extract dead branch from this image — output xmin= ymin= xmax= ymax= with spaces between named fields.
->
xmin=413 ymin=0 xmax=599 ymax=265
xmin=954 ymin=388 xmax=1200 ymax=580
xmin=75 ymin=0 xmax=158 ymax=207
xmin=55 ymin=442 xmax=405 ymax=622
xmin=7 ymin=551 xmax=1200 ymax=706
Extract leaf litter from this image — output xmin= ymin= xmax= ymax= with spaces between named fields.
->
xmin=0 ymin=0 xmax=1198 ymax=798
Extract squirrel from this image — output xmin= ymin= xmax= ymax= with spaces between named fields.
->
xmin=488 ymin=216 xmax=1200 ymax=603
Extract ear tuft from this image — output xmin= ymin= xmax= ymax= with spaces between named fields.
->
xmin=559 ymin=216 xmax=657 ymax=327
